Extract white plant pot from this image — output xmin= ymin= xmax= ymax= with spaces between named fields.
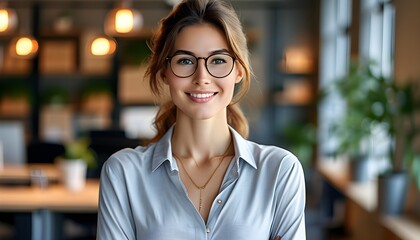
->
xmin=61 ymin=159 xmax=87 ymax=192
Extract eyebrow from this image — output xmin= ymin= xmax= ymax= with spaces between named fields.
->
xmin=171 ymin=49 xmax=231 ymax=56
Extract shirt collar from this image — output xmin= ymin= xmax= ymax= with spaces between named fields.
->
xmin=151 ymin=125 xmax=257 ymax=172
xmin=151 ymin=126 xmax=177 ymax=172
xmin=229 ymin=126 xmax=257 ymax=169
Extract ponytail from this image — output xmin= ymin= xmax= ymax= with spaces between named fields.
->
xmin=227 ymin=103 xmax=249 ymax=138
xmin=149 ymin=101 xmax=177 ymax=144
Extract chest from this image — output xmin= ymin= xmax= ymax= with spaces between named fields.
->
xmin=128 ymin=164 xmax=276 ymax=240
xmin=177 ymin=155 xmax=233 ymax=222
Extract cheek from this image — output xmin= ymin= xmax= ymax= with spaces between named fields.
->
xmin=220 ymin=79 xmax=237 ymax=96
xmin=165 ymin=73 xmax=186 ymax=94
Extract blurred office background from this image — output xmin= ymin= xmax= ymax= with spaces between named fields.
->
xmin=0 ymin=0 xmax=419 ymax=239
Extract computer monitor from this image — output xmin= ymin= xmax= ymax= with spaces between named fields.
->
xmin=0 ymin=121 xmax=26 ymax=166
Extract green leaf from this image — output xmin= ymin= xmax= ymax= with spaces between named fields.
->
xmin=63 ymin=138 xmax=97 ymax=169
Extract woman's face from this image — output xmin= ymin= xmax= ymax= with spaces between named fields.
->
xmin=164 ymin=23 xmax=243 ymax=121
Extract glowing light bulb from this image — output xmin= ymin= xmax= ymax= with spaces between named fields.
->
xmin=0 ymin=10 xmax=9 ymax=32
xmin=104 ymin=7 xmax=143 ymax=36
xmin=10 ymin=36 xmax=38 ymax=58
xmin=91 ymin=37 xmax=116 ymax=56
xmin=16 ymin=37 xmax=34 ymax=56
xmin=115 ymin=9 xmax=133 ymax=33
xmin=0 ymin=8 xmax=17 ymax=33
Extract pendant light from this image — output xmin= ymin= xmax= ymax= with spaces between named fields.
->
xmin=90 ymin=35 xmax=117 ymax=56
xmin=0 ymin=6 xmax=18 ymax=35
xmin=9 ymin=35 xmax=39 ymax=59
xmin=104 ymin=0 xmax=143 ymax=36
xmin=8 ymin=8 xmax=38 ymax=59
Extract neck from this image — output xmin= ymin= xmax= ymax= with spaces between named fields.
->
xmin=171 ymin=114 xmax=232 ymax=164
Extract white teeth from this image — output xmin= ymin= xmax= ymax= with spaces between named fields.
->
xmin=190 ymin=93 xmax=214 ymax=98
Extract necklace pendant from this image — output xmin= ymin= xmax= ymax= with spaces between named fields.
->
xmin=198 ymin=189 xmax=203 ymax=212
xmin=173 ymin=140 xmax=233 ymax=214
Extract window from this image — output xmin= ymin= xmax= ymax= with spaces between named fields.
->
xmin=319 ymin=0 xmax=396 ymax=177
xmin=359 ymin=0 xmax=395 ymax=76
xmin=318 ymin=0 xmax=352 ymax=156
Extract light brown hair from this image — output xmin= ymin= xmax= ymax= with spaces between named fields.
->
xmin=145 ymin=0 xmax=252 ymax=142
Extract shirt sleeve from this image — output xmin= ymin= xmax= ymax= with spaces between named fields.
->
xmin=271 ymin=155 xmax=306 ymax=240
xmin=97 ymin=157 xmax=136 ymax=240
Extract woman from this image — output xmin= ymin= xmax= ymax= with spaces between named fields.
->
xmin=97 ymin=0 xmax=306 ymax=239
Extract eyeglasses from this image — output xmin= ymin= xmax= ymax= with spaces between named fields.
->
xmin=166 ymin=53 xmax=236 ymax=78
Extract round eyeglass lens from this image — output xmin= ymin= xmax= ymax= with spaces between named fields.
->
xmin=207 ymin=54 xmax=234 ymax=78
xmin=169 ymin=53 xmax=234 ymax=78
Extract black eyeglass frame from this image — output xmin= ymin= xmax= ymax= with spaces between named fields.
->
xmin=166 ymin=53 xmax=237 ymax=78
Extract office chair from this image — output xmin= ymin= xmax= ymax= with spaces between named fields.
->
xmin=87 ymin=129 xmax=140 ymax=178
xmin=26 ymin=140 xmax=65 ymax=164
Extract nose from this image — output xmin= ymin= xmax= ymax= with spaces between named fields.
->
xmin=193 ymin=58 xmax=211 ymax=85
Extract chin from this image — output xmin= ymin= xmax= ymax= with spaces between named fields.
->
xmin=191 ymin=112 xmax=217 ymax=120
xmin=176 ymin=101 xmax=228 ymax=121
xmin=193 ymin=108 xmax=227 ymax=121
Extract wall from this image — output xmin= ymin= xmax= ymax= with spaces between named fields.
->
xmin=394 ymin=1 xmax=420 ymax=82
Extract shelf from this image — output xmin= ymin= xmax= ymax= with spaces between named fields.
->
xmin=317 ymin=159 xmax=420 ymax=240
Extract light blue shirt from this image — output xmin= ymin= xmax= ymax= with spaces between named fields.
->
xmin=97 ymin=126 xmax=306 ymax=240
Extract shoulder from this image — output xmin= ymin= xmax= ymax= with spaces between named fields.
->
xmin=231 ymin=127 xmax=301 ymax=172
xmin=101 ymin=144 xmax=157 ymax=180
xmin=248 ymin=140 xmax=301 ymax=169
xmin=244 ymin=141 xmax=304 ymax=184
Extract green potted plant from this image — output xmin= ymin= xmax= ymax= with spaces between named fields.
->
xmin=326 ymin=59 xmax=420 ymax=215
xmin=327 ymin=60 xmax=383 ymax=182
xmin=353 ymin=64 xmax=420 ymax=215
xmin=57 ymin=138 xmax=96 ymax=192
xmin=284 ymin=122 xmax=317 ymax=190
xmin=284 ymin=122 xmax=317 ymax=170
xmin=382 ymin=79 xmax=420 ymax=215
xmin=397 ymin=81 xmax=420 ymax=188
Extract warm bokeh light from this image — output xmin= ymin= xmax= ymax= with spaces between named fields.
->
xmin=0 ymin=9 xmax=9 ymax=32
xmin=9 ymin=36 xmax=39 ymax=58
xmin=104 ymin=7 xmax=143 ymax=36
xmin=0 ymin=8 xmax=18 ymax=34
xmin=115 ymin=9 xmax=133 ymax=33
xmin=280 ymin=47 xmax=313 ymax=73
xmin=91 ymin=37 xmax=116 ymax=56
xmin=16 ymin=37 xmax=34 ymax=55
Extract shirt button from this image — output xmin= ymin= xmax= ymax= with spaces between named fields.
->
xmin=206 ymin=227 xmax=211 ymax=233
xmin=217 ymin=199 xmax=222 ymax=205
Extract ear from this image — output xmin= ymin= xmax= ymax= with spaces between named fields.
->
xmin=235 ymin=63 xmax=245 ymax=84
xmin=162 ymin=71 xmax=169 ymax=85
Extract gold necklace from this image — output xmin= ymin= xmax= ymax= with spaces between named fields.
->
xmin=173 ymin=141 xmax=232 ymax=213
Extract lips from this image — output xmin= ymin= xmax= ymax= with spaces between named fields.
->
xmin=187 ymin=92 xmax=217 ymax=102
xmin=189 ymin=92 xmax=216 ymax=98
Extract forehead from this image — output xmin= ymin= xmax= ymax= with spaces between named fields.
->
xmin=173 ymin=23 xmax=229 ymax=55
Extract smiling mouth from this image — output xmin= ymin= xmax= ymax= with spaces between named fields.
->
xmin=188 ymin=92 xmax=217 ymax=98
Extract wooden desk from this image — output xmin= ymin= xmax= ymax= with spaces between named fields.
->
xmin=0 ymin=164 xmax=60 ymax=185
xmin=0 ymin=180 xmax=99 ymax=212
xmin=0 ymin=164 xmax=99 ymax=240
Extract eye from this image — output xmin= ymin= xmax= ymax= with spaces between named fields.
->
xmin=173 ymin=55 xmax=196 ymax=65
xmin=213 ymin=58 xmax=227 ymax=64
xmin=209 ymin=55 xmax=229 ymax=65
xmin=177 ymin=58 xmax=194 ymax=65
